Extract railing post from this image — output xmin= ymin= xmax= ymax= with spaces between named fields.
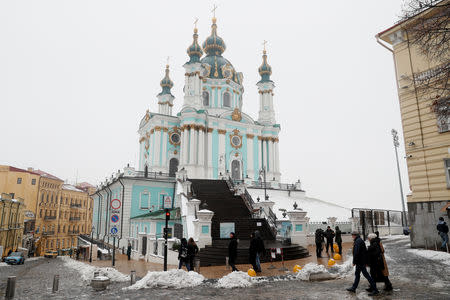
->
xmin=5 ymin=276 xmax=16 ymax=299
xmin=52 ymin=275 xmax=59 ymax=293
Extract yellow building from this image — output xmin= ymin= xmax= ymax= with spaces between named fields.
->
xmin=377 ymin=1 xmax=450 ymax=247
xmin=0 ymin=165 xmax=40 ymax=234
xmin=0 ymin=193 xmax=25 ymax=257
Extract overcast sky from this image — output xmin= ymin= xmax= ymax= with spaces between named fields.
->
xmin=0 ymin=0 xmax=410 ymax=210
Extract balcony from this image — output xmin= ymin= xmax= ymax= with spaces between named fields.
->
xmin=44 ymin=216 xmax=56 ymax=220
xmin=69 ymin=217 xmax=80 ymax=222
xmin=70 ymin=203 xmax=82 ymax=208
xmin=68 ymin=230 xmax=79 ymax=235
xmin=42 ymin=231 xmax=55 ymax=236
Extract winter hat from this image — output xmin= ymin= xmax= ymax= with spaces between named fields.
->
xmin=368 ymin=233 xmax=377 ymax=240
xmin=351 ymin=231 xmax=360 ymax=236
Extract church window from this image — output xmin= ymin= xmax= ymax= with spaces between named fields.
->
xmin=202 ymin=91 xmax=209 ymax=106
xmin=223 ymin=92 xmax=231 ymax=107
xmin=140 ymin=190 xmax=150 ymax=209
xmin=170 ymin=133 xmax=180 ymax=145
xmin=231 ymin=136 xmax=241 ymax=148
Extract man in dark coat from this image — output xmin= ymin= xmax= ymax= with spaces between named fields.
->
xmin=437 ymin=217 xmax=449 ymax=251
xmin=228 ymin=232 xmax=238 ymax=271
xmin=126 ymin=243 xmax=132 ymax=261
xmin=346 ymin=231 xmax=379 ymax=296
xmin=335 ymin=226 xmax=342 ymax=255
xmin=255 ymin=231 xmax=265 ymax=272
xmin=315 ymin=229 xmax=324 ymax=258
xmin=325 ymin=226 xmax=335 ymax=254
xmin=368 ymin=233 xmax=393 ymax=291
xmin=248 ymin=233 xmax=259 ymax=272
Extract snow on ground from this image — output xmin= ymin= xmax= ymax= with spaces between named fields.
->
xmin=247 ymin=188 xmax=350 ymax=222
xmin=0 ymin=262 xmax=9 ymax=267
xmin=27 ymin=257 xmax=42 ymax=262
xmin=126 ymin=269 xmax=205 ymax=290
xmin=295 ymin=263 xmax=328 ymax=281
xmin=329 ymin=258 xmax=354 ymax=277
xmin=60 ymin=256 xmax=129 ymax=282
xmin=381 ymin=235 xmax=409 ymax=241
xmin=406 ymin=248 xmax=450 ymax=266
xmin=216 ymin=271 xmax=254 ymax=288
xmin=296 ymin=258 xmax=354 ymax=281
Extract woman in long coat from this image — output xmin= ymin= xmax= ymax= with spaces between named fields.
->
xmin=367 ymin=233 xmax=393 ymax=291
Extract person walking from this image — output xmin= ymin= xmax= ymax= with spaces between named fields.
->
xmin=249 ymin=233 xmax=259 ymax=272
xmin=255 ymin=231 xmax=265 ymax=272
xmin=187 ymin=238 xmax=199 ymax=272
xmin=437 ymin=217 xmax=449 ymax=251
xmin=178 ymin=238 xmax=190 ymax=271
xmin=335 ymin=226 xmax=342 ymax=255
xmin=126 ymin=243 xmax=132 ymax=261
xmin=228 ymin=232 xmax=239 ymax=271
xmin=346 ymin=231 xmax=379 ymax=296
xmin=315 ymin=229 xmax=324 ymax=258
xmin=370 ymin=232 xmax=393 ymax=291
xmin=325 ymin=226 xmax=335 ymax=254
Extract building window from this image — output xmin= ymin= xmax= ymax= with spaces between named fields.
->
xmin=31 ymin=178 xmax=36 ymax=185
xmin=140 ymin=190 xmax=150 ymax=209
xmin=223 ymin=92 xmax=231 ymax=107
xmin=17 ymin=178 xmax=22 ymax=184
xmin=444 ymin=159 xmax=450 ymax=189
xmin=202 ymin=91 xmax=209 ymax=106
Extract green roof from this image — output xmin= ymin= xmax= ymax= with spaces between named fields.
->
xmin=131 ymin=208 xmax=180 ymax=220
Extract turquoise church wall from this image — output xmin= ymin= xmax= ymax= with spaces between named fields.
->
xmin=130 ymin=184 xmax=175 ymax=218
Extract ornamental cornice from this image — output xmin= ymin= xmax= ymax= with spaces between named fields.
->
xmin=218 ymin=129 xmax=227 ymax=135
xmin=150 ymin=129 xmax=155 ymax=134
xmin=154 ymin=126 xmax=162 ymax=131
xmin=207 ymin=128 xmax=214 ymax=133
xmin=158 ymin=101 xmax=174 ymax=107
xmin=163 ymin=127 xmax=168 ymax=132
xmin=246 ymin=133 xmax=254 ymax=138
xmin=139 ymin=137 xmax=146 ymax=143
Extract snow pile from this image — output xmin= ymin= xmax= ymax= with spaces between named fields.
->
xmin=329 ymin=258 xmax=354 ymax=276
xmin=406 ymin=248 xmax=450 ymax=266
xmin=296 ymin=263 xmax=328 ymax=281
xmin=216 ymin=271 xmax=254 ymax=288
xmin=0 ymin=262 xmax=9 ymax=267
xmin=126 ymin=269 xmax=205 ymax=290
xmin=60 ymin=256 xmax=129 ymax=282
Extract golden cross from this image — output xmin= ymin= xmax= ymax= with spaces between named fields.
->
xmin=263 ymin=40 xmax=268 ymax=52
xmin=194 ymin=18 xmax=199 ymax=29
xmin=211 ymin=4 xmax=218 ymax=18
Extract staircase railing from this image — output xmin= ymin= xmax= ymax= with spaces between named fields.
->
xmin=226 ymin=177 xmax=254 ymax=214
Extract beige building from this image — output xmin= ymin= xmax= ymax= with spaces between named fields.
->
xmin=377 ymin=1 xmax=450 ymax=247
xmin=0 ymin=193 xmax=25 ymax=257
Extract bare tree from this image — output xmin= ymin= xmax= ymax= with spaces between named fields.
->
xmin=401 ymin=0 xmax=449 ymax=130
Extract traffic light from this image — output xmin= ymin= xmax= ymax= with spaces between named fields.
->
xmin=165 ymin=209 xmax=170 ymax=221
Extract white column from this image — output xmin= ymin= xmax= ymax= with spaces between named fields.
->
xmin=189 ymin=127 xmax=195 ymax=164
xmin=180 ymin=129 xmax=185 ymax=165
xmin=262 ymin=138 xmax=267 ymax=171
xmin=246 ymin=134 xmax=254 ymax=179
xmin=193 ymin=128 xmax=198 ymax=165
xmin=198 ymin=128 xmax=205 ymax=166
xmin=274 ymin=139 xmax=280 ymax=175
xmin=257 ymin=138 xmax=262 ymax=174
xmin=184 ymin=127 xmax=190 ymax=165
xmin=161 ymin=129 xmax=168 ymax=169
xmin=269 ymin=139 xmax=275 ymax=177
xmin=218 ymin=130 xmax=226 ymax=175
xmin=154 ymin=128 xmax=161 ymax=167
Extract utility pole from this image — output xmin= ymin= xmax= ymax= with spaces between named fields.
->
xmin=164 ymin=209 xmax=170 ymax=271
xmin=391 ymin=129 xmax=408 ymax=227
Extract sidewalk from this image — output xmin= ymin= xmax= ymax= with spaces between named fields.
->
xmin=89 ymin=242 xmax=353 ymax=279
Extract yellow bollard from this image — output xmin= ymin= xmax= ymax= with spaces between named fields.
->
xmin=333 ymin=244 xmax=339 ymax=251
xmin=328 ymin=259 xmax=336 ymax=266
xmin=247 ymin=268 xmax=256 ymax=277
xmin=293 ymin=265 xmax=302 ymax=273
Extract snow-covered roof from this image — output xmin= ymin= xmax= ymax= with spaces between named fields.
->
xmin=34 ymin=169 xmax=63 ymax=181
xmin=62 ymin=184 xmax=84 ymax=192
xmin=247 ymin=188 xmax=351 ymax=222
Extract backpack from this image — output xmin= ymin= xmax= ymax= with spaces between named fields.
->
xmin=443 ymin=224 xmax=449 ymax=234
xmin=180 ymin=245 xmax=188 ymax=259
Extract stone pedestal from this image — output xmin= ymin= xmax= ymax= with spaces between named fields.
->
xmin=255 ymin=200 xmax=275 ymax=218
xmin=195 ymin=209 xmax=214 ymax=248
xmin=286 ymin=209 xmax=308 ymax=247
xmin=327 ymin=217 xmax=337 ymax=228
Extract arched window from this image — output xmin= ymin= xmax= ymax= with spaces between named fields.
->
xmin=223 ymin=92 xmax=231 ymax=107
xmin=169 ymin=158 xmax=179 ymax=177
xmin=202 ymin=91 xmax=209 ymax=106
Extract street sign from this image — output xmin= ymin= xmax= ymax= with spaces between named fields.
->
xmin=111 ymin=214 xmax=119 ymax=223
xmin=164 ymin=196 xmax=172 ymax=209
xmin=111 ymin=199 xmax=121 ymax=210
xmin=110 ymin=226 xmax=118 ymax=236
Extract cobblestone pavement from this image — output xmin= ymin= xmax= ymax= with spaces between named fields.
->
xmin=0 ymin=237 xmax=448 ymax=299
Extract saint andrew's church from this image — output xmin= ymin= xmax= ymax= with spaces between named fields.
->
xmin=91 ymin=15 xmax=350 ymax=264
xmin=138 ymin=16 xmax=281 ymax=183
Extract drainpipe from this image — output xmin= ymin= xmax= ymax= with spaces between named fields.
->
xmin=95 ymin=191 xmax=102 ymax=239
xmin=117 ymin=177 xmax=125 ymax=249
xmin=105 ymin=186 xmax=112 ymax=246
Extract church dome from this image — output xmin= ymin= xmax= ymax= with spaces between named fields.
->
xmin=258 ymin=50 xmax=272 ymax=83
xmin=158 ymin=65 xmax=174 ymax=96
xmin=187 ymin=28 xmax=203 ymax=63
xmin=202 ymin=17 xmax=226 ymax=56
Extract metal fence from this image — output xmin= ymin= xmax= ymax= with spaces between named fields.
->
xmin=307 ymin=221 xmax=352 ymax=235
xmin=351 ymin=208 xmax=405 ymax=240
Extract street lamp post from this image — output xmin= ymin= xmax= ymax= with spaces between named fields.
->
xmin=89 ymin=225 xmax=95 ymax=263
xmin=391 ymin=129 xmax=408 ymax=227
xmin=259 ymin=167 xmax=269 ymax=201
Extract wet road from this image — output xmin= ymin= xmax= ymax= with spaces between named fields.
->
xmin=1 ymin=236 xmax=448 ymax=299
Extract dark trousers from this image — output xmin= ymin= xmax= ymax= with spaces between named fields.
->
xmin=384 ymin=276 xmax=392 ymax=288
xmin=249 ymin=255 xmax=258 ymax=271
xmin=337 ymin=242 xmax=342 ymax=254
xmin=352 ymin=264 xmax=377 ymax=291
xmin=178 ymin=260 xmax=190 ymax=271
xmin=326 ymin=240 xmax=334 ymax=253
xmin=229 ymin=260 xmax=238 ymax=271
xmin=315 ymin=243 xmax=322 ymax=257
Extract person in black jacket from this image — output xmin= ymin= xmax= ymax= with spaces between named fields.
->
xmin=325 ymin=226 xmax=335 ymax=254
xmin=437 ymin=217 xmax=449 ymax=251
xmin=228 ymin=232 xmax=238 ymax=271
xmin=187 ymin=238 xmax=199 ymax=272
xmin=315 ymin=229 xmax=324 ymax=258
xmin=367 ymin=233 xmax=393 ymax=291
xmin=346 ymin=231 xmax=379 ymax=296
xmin=178 ymin=238 xmax=190 ymax=271
xmin=126 ymin=243 xmax=132 ymax=261
xmin=335 ymin=226 xmax=342 ymax=255
xmin=254 ymin=231 xmax=265 ymax=272
xmin=249 ymin=233 xmax=259 ymax=272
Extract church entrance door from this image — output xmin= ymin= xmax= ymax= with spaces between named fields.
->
xmin=169 ymin=158 xmax=179 ymax=177
xmin=231 ymin=160 xmax=241 ymax=180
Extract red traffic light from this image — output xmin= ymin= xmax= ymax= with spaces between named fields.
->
xmin=165 ymin=212 xmax=170 ymax=216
